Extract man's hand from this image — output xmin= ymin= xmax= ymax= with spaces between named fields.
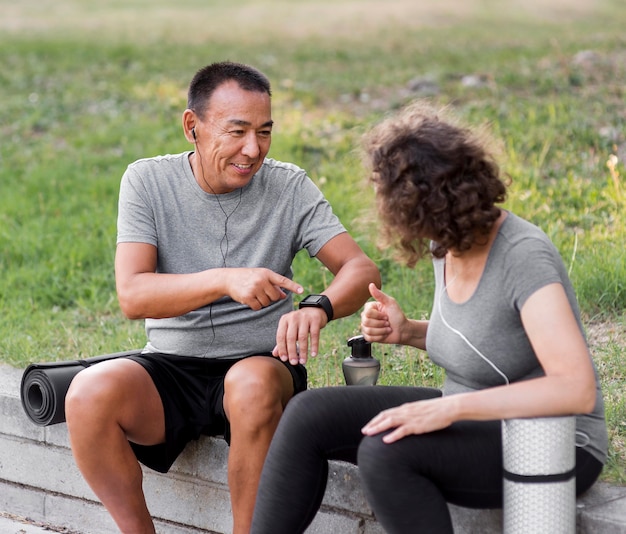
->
xmin=273 ymin=307 xmax=328 ymax=365
xmin=226 ymin=268 xmax=303 ymax=310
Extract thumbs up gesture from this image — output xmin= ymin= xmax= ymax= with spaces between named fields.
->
xmin=360 ymin=283 xmax=408 ymax=345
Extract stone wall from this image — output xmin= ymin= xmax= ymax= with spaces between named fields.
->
xmin=1 ymin=364 xmax=625 ymax=533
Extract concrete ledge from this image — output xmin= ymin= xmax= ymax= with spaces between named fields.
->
xmin=1 ymin=364 xmax=625 ymax=533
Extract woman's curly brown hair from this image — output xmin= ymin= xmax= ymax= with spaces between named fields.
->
xmin=363 ymin=102 xmax=507 ymax=267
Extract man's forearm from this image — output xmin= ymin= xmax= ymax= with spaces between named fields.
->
xmin=323 ymin=257 xmax=381 ymax=320
xmin=116 ymin=269 xmax=229 ymax=320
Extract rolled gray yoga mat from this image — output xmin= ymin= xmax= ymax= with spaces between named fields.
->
xmin=502 ymin=416 xmax=576 ymax=534
xmin=20 ymin=349 xmax=142 ymax=426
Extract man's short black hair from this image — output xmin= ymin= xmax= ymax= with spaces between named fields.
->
xmin=187 ymin=61 xmax=272 ymax=116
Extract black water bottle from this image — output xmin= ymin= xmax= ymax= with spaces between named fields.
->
xmin=342 ymin=335 xmax=380 ymax=386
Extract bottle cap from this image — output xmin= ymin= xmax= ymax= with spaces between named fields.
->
xmin=347 ymin=335 xmax=372 ymax=359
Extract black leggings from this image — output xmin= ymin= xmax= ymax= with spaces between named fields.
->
xmin=251 ymin=386 xmax=603 ymax=534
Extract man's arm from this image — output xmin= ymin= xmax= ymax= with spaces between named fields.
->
xmin=115 ymin=242 xmax=303 ymax=320
xmin=314 ymin=233 xmax=381 ymax=319
xmin=273 ymin=232 xmax=381 ymax=364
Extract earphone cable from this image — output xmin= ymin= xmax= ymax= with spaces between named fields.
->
xmin=194 ymin=144 xmax=244 ymax=350
xmin=438 ymin=271 xmax=510 ymax=385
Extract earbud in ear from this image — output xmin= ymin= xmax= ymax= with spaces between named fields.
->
xmin=192 ymin=127 xmax=196 ymax=140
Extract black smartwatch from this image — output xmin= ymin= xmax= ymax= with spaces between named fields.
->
xmin=298 ymin=294 xmax=334 ymax=322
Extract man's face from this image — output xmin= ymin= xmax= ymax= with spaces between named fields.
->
xmin=194 ymin=81 xmax=273 ymax=194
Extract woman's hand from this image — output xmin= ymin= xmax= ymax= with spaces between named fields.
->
xmin=361 ymin=396 xmax=457 ymax=443
xmin=360 ymin=283 xmax=407 ymax=345
xmin=361 ymin=283 xmax=428 ymax=349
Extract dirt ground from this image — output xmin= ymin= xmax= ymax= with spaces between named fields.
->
xmin=587 ymin=318 xmax=626 ymax=352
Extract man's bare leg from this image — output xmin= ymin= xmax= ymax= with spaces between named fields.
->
xmin=223 ymin=357 xmax=295 ymax=534
xmin=65 ymin=359 xmax=166 ymax=534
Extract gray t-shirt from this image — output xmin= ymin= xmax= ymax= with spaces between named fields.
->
xmin=117 ymin=152 xmax=346 ymax=359
xmin=426 ymin=212 xmax=607 ymax=463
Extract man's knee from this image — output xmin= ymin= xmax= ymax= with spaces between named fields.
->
xmin=224 ymin=358 xmax=292 ymax=427
xmin=65 ymin=359 xmax=148 ymax=427
xmin=65 ymin=363 xmax=120 ymax=427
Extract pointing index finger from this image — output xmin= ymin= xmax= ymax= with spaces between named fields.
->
xmin=271 ymin=273 xmax=303 ymax=295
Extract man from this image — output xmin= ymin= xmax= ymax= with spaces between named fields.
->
xmin=64 ymin=61 xmax=380 ymax=533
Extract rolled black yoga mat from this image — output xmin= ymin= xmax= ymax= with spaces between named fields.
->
xmin=20 ymin=349 xmax=142 ymax=426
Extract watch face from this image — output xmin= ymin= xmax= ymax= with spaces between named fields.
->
xmin=305 ymin=295 xmax=324 ymax=305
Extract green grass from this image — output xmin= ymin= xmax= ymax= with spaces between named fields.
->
xmin=0 ymin=0 xmax=624 ymax=483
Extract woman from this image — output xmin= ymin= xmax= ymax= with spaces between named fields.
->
xmin=251 ymin=103 xmax=607 ymax=533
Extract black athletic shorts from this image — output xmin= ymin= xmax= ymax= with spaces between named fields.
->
xmin=125 ymin=352 xmax=308 ymax=473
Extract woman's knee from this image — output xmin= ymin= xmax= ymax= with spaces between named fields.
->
xmin=357 ymin=433 xmax=391 ymax=473
xmin=283 ymin=388 xmax=330 ymax=416
xmin=358 ymin=432 xmax=424 ymax=485
xmin=266 ymin=388 xmax=357 ymax=449
xmin=282 ymin=387 xmax=357 ymax=431
xmin=276 ymin=389 xmax=324 ymax=433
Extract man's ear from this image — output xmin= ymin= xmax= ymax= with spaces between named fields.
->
xmin=182 ymin=109 xmax=196 ymax=144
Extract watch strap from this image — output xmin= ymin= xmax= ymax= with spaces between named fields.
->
xmin=298 ymin=294 xmax=334 ymax=322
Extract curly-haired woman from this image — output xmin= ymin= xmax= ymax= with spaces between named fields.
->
xmin=251 ymin=103 xmax=607 ymax=534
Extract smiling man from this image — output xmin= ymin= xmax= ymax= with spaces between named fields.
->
xmin=64 ymin=61 xmax=380 ymax=533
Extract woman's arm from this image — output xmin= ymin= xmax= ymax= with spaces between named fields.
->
xmin=363 ymin=283 xmax=597 ymax=443
xmin=453 ymin=282 xmax=596 ymax=418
